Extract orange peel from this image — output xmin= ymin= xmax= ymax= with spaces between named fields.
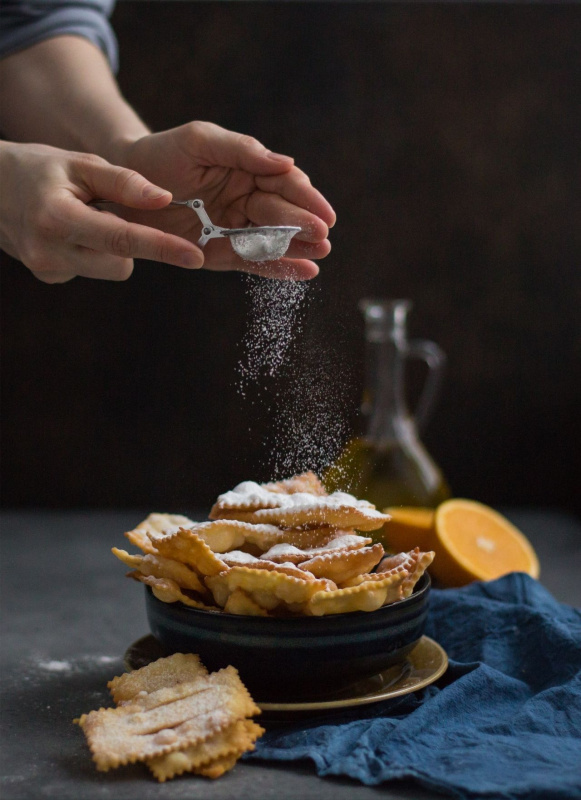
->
xmin=380 ymin=507 xmax=436 ymax=553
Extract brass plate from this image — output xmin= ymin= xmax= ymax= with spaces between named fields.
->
xmin=124 ymin=635 xmax=448 ymax=713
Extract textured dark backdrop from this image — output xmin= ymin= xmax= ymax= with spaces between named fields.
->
xmin=1 ymin=2 xmax=580 ymax=514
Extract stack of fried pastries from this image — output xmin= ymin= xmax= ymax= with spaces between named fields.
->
xmin=75 ymin=653 xmax=264 ymax=781
xmin=113 ymin=472 xmax=435 ymax=616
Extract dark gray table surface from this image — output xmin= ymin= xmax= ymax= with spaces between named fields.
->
xmin=1 ymin=508 xmax=580 ymax=800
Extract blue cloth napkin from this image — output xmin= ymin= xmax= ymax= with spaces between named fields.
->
xmin=248 ymin=574 xmax=581 ymax=800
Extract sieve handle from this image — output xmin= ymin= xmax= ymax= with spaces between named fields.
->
xmin=170 ymin=199 xmax=225 ymax=247
xmin=89 ymin=197 xmax=235 ymax=248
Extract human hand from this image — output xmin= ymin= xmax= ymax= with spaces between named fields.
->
xmin=0 ymin=142 xmax=202 ymax=283
xmin=113 ymin=121 xmax=336 ymax=280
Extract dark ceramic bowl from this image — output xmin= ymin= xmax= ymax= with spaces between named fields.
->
xmin=145 ymin=572 xmax=431 ymax=701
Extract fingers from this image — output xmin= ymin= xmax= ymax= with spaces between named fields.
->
xmin=244 ymin=191 xmax=331 ymax=243
xmin=25 ymin=233 xmax=134 ymax=282
xmin=255 ymin=170 xmax=336 ymax=229
xmin=47 ymin=250 xmax=135 ymax=282
xmin=285 ymin=237 xmax=331 ymax=261
xmin=30 ymin=269 xmax=77 ymax=284
xmin=2 ymin=142 xmax=203 ymax=282
xmin=237 ymin=258 xmax=320 ymax=281
xmin=65 ymin=202 xmax=204 ymax=269
xmin=185 ymin=233 xmax=327 ymax=280
xmin=72 ymin=154 xmax=173 ymax=210
xmin=188 ymin=122 xmax=336 ymax=228
xmin=71 ymin=252 xmax=134 ymax=281
xmin=185 ymin=120 xmax=295 ymax=176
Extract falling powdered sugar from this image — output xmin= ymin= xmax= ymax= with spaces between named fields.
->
xmin=265 ymin=341 xmax=350 ymax=478
xmin=236 ymin=275 xmax=352 ymax=479
xmin=237 ymin=275 xmax=309 ymax=389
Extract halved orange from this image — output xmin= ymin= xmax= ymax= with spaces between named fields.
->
xmin=381 ymin=507 xmax=436 ymax=552
xmin=380 ymin=499 xmax=540 ymax=587
xmin=432 ymin=499 xmax=540 ymax=587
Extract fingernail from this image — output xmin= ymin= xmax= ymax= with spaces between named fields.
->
xmin=179 ymin=251 xmax=202 ymax=269
xmin=266 ymin=151 xmax=294 ymax=164
xmin=142 ymin=185 xmax=170 ymax=200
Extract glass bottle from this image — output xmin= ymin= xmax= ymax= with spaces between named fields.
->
xmin=325 ymin=299 xmax=451 ymax=509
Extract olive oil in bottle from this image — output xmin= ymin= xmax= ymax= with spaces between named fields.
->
xmin=325 ymin=299 xmax=450 ymax=510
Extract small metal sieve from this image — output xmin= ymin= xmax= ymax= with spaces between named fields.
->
xmin=171 ymin=199 xmax=300 ymax=262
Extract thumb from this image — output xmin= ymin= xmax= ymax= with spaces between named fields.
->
xmin=74 ymin=156 xmax=172 ymax=208
xmin=189 ymin=121 xmax=294 ymax=176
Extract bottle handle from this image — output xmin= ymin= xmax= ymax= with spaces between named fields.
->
xmin=405 ymin=339 xmax=447 ymax=432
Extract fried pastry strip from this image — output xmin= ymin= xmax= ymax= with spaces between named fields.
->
xmin=112 ymin=548 xmax=205 ymax=593
xmin=124 ymin=513 xmax=197 ymax=554
xmin=306 ymin=571 xmax=408 ymax=616
xmin=210 ymin=481 xmax=284 ymax=515
xmin=108 ymin=654 xmax=208 ymax=705
xmin=349 ymin=548 xmax=435 ymax=597
xmin=376 ymin=550 xmax=420 ymax=573
xmin=216 ymin=503 xmax=389 ymax=532
xmin=261 ymin=533 xmax=373 ymax=564
xmin=205 ymin=566 xmax=333 ymax=611
xmin=223 ymin=589 xmax=270 ymax=616
xmin=129 ymin=573 xmax=219 ymax=610
xmin=194 ymin=752 xmax=239 ymax=779
xmin=193 ymin=520 xmax=290 ymax=553
xmin=147 ymin=719 xmax=264 ymax=782
xmin=77 ymin=666 xmax=259 ymax=771
xmin=147 ymin=529 xmax=228 ymax=576
xmin=261 ymin=471 xmax=327 ymax=496
xmin=180 ymin=520 xmax=247 ymax=553
xmin=299 ymin=543 xmax=385 ymax=585
xmin=221 ymin=551 xmax=314 ymax=580
xmin=400 ymin=549 xmax=435 ymax=598
xmin=240 ymin=525 xmax=343 ymax=552
xmin=210 ymin=480 xmax=388 ymax=531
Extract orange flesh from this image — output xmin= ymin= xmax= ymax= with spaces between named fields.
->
xmin=437 ymin=503 xmax=539 ymax=580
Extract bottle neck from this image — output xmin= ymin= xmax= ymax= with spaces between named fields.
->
xmin=363 ymin=335 xmax=412 ymax=445
xmin=358 ymin=299 xmax=417 ymax=447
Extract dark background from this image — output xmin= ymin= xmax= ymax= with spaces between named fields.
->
xmin=1 ymin=2 xmax=580 ymax=515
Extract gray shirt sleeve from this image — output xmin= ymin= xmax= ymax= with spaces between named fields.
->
xmin=0 ymin=1 xmax=119 ymax=72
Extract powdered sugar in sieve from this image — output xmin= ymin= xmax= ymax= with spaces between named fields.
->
xmin=170 ymin=199 xmax=300 ymax=262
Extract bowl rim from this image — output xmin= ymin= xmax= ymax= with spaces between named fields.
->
xmin=145 ymin=571 xmax=431 ymax=623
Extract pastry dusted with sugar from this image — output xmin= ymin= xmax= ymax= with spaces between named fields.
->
xmin=210 ymin=475 xmax=390 ymax=532
xmin=75 ymin=654 xmax=264 ymax=781
xmin=261 ymin=471 xmax=328 ymax=496
xmin=113 ymin=473 xmax=433 ymax=617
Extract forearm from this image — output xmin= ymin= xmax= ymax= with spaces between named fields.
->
xmin=0 ymin=35 xmax=148 ymax=164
